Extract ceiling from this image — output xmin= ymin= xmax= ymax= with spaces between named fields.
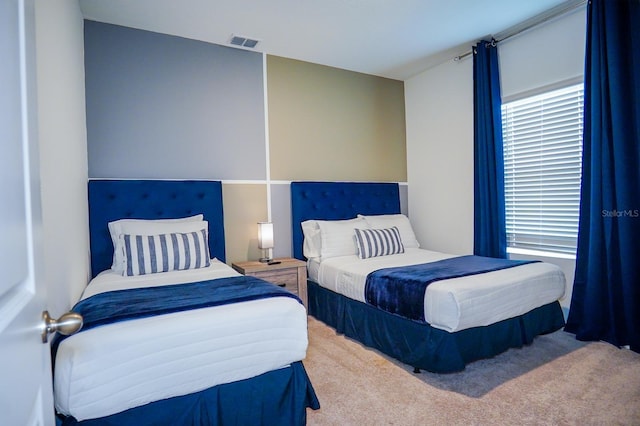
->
xmin=79 ymin=0 xmax=575 ymax=81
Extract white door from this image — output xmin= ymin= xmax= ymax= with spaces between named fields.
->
xmin=0 ymin=0 xmax=55 ymax=425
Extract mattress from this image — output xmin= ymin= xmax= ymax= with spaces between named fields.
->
xmin=308 ymin=248 xmax=566 ymax=332
xmin=54 ymin=259 xmax=309 ymax=421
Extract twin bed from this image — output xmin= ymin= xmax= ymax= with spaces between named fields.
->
xmin=53 ymin=180 xmax=319 ymax=425
xmin=291 ymin=181 xmax=566 ymax=373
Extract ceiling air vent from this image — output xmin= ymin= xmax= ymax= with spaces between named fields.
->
xmin=229 ymin=34 xmax=260 ymax=49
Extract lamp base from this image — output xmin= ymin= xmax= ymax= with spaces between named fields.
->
xmin=259 ymin=247 xmax=273 ymax=263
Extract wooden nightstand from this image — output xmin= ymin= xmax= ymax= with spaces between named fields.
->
xmin=232 ymin=258 xmax=308 ymax=308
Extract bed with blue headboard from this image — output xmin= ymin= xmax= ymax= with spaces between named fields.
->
xmin=53 ymin=179 xmax=318 ymax=425
xmin=291 ymin=181 xmax=566 ymax=373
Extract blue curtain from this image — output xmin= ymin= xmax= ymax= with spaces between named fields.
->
xmin=565 ymin=0 xmax=640 ymax=353
xmin=473 ymin=40 xmax=507 ymax=259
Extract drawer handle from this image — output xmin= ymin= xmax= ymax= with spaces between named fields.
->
xmin=277 ymin=283 xmax=286 ymax=287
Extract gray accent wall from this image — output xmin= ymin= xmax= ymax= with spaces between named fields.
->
xmin=84 ymin=21 xmax=266 ymax=179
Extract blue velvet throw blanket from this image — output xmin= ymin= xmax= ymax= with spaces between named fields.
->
xmin=53 ymin=276 xmax=300 ymax=354
xmin=365 ymin=255 xmax=537 ymax=322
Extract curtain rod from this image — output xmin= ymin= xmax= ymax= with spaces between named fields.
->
xmin=453 ymin=0 xmax=587 ymax=62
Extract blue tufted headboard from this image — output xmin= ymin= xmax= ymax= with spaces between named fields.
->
xmin=88 ymin=180 xmax=226 ymax=278
xmin=290 ymin=181 xmax=401 ymax=260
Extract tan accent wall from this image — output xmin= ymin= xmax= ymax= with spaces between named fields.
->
xmin=222 ymin=184 xmax=267 ymax=264
xmin=267 ymin=56 xmax=407 ymax=182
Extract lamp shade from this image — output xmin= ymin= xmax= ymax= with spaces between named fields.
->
xmin=257 ymin=222 xmax=274 ymax=249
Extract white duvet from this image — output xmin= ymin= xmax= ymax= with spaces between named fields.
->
xmin=54 ymin=259 xmax=309 ymax=421
xmin=308 ymin=248 xmax=565 ymax=332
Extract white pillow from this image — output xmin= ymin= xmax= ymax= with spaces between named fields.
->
xmin=316 ymin=217 xmax=369 ymax=261
xmin=108 ymin=215 xmax=205 ymax=273
xmin=119 ymin=228 xmax=210 ymax=276
xmin=301 ymin=220 xmax=322 ymax=259
xmin=358 ymin=214 xmax=420 ymax=248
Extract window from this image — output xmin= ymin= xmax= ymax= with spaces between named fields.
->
xmin=501 ymin=83 xmax=584 ymax=256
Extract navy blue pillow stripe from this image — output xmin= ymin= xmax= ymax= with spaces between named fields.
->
xmin=124 ymin=234 xmax=133 ymax=275
xmin=122 ymin=230 xmax=211 ymax=276
xmin=160 ymin=234 xmax=169 ymax=272
xmin=196 ymin=230 xmax=203 ymax=267
xmin=136 ymin=236 xmax=146 ymax=275
xmin=181 ymin=233 xmax=191 ymax=270
xmin=170 ymin=233 xmax=180 ymax=271
xmin=354 ymin=227 xmax=404 ymax=259
xmin=148 ymin=235 xmax=157 ymax=273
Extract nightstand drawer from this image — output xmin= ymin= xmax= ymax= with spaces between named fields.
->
xmin=231 ymin=258 xmax=308 ymax=308
xmin=250 ymin=270 xmax=298 ymax=294
xmin=253 ymin=269 xmax=298 ymax=294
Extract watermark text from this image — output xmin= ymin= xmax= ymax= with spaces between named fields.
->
xmin=601 ymin=209 xmax=639 ymax=218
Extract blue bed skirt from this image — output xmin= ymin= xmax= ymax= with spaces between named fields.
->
xmin=58 ymin=361 xmax=319 ymax=426
xmin=308 ymin=280 xmax=565 ymax=373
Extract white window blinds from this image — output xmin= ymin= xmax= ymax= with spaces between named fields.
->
xmin=501 ymin=83 xmax=584 ymax=255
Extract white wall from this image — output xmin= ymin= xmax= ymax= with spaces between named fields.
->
xmin=36 ymin=0 xmax=90 ymax=316
xmin=405 ymin=58 xmax=474 ymax=256
xmin=405 ymin=6 xmax=586 ymax=314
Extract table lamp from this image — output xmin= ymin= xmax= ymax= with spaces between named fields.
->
xmin=258 ymin=222 xmax=274 ymax=263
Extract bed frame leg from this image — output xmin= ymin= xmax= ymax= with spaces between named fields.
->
xmin=413 ymin=367 xmax=421 ymax=374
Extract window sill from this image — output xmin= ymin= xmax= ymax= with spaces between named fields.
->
xmin=507 ymin=247 xmax=576 ymax=260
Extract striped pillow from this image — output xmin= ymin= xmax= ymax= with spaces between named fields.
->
xmin=354 ymin=226 xmax=404 ymax=259
xmin=119 ymin=230 xmax=211 ymax=276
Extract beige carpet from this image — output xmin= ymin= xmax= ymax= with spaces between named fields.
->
xmin=303 ymin=317 xmax=640 ymax=426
